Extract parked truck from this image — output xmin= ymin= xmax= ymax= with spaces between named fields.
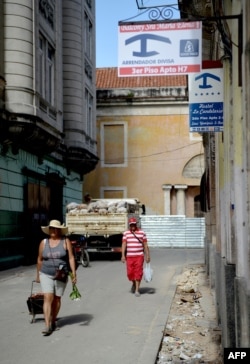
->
xmin=66 ymin=198 xmax=144 ymax=254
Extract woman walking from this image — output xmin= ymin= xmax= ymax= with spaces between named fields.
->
xmin=36 ymin=220 xmax=76 ymax=336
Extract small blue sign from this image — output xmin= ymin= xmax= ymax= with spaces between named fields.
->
xmin=180 ymin=39 xmax=199 ymax=57
xmin=189 ymin=102 xmax=223 ymax=132
xmin=189 ymin=68 xmax=224 ymax=132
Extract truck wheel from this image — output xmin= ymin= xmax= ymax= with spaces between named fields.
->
xmin=81 ymin=248 xmax=90 ymax=267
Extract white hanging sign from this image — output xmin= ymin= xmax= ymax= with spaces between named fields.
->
xmin=118 ymin=21 xmax=202 ymax=77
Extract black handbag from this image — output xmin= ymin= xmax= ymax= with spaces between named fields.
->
xmin=53 ymin=266 xmax=68 ymax=282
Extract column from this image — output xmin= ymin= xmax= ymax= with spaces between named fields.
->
xmin=174 ymin=185 xmax=187 ymax=215
xmin=162 ymin=184 xmax=172 ymax=215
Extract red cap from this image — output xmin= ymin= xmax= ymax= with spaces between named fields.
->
xmin=129 ymin=217 xmax=137 ymax=225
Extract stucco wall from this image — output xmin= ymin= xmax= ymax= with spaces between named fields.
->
xmin=84 ymin=101 xmax=204 ymax=215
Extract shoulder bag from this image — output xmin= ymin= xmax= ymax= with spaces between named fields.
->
xmin=47 ymin=239 xmax=68 ymax=282
xmin=131 ymin=231 xmax=144 ymax=251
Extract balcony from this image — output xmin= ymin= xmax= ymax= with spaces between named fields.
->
xmin=0 ymin=111 xmax=98 ymax=175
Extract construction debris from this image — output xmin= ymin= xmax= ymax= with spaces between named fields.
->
xmin=156 ymin=265 xmax=223 ymax=364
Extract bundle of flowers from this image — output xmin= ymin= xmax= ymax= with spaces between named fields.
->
xmin=69 ymin=272 xmax=81 ymax=301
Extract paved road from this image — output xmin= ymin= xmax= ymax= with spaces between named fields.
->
xmin=0 ymin=248 xmax=204 ymax=364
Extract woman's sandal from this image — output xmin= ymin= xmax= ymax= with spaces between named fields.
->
xmin=42 ymin=327 xmax=52 ymax=336
xmin=50 ymin=322 xmax=59 ymax=331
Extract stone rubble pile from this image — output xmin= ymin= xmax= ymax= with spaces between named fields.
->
xmin=66 ymin=199 xmax=138 ymax=215
xmin=156 ymin=265 xmax=222 ymax=364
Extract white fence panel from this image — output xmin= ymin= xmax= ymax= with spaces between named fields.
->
xmin=140 ymin=215 xmax=205 ymax=248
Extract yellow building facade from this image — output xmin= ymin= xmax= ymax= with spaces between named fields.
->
xmin=83 ymin=68 xmax=204 ymax=216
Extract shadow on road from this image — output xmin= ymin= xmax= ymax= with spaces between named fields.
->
xmin=58 ymin=313 xmax=93 ymax=327
xmin=140 ymin=286 xmax=156 ymax=294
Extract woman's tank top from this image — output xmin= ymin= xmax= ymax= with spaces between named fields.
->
xmin=41 ymin=238 xmax=67 ymax=277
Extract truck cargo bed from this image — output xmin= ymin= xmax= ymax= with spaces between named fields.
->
xmin=66 ymin=213 xmax=128 ymax=236
xmin=66 ymin=198 xmax=142 ymax=254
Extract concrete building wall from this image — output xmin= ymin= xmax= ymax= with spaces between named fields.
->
xmin=0 ymin=146 xmax=83 ymax=267
xmin=217 ymin=0 xmax=250 ymax=348
xmin=4 ymin=0 xmax=34 ymax=115
xmin=178 ymin=0 xmax=250 ymax=349
xmin=62 ymin=0 xmax=97 ymax=155
xmin=0 ymin=149 xmax=82 ymax=215
xmin=202 ymin=0 xmax=250 ymax=350
xmin=0 ymin=0 xmax=97 ymax=268
xmin=234 ymin=0 xmax=250 ymax=347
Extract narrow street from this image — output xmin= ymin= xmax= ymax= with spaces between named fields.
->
xmin=0 ymin=248 xmax=205 ymax=364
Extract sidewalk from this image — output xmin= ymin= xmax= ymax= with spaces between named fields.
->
xmin=156 ymin=264 xmax=223 ymax=364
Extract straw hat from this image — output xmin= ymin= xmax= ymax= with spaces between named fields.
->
xmin=41 ymin=220 xmax=68 ymax=235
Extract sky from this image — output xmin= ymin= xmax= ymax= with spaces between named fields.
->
xmin=95 ymin=0 xmax=180 ymax=68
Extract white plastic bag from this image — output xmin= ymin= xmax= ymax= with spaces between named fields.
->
xmin=143 ymin=263 xmax=153 ymax=282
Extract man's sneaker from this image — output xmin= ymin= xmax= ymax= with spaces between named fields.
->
xmin=131 ymin=283 xmax=136 ymax=293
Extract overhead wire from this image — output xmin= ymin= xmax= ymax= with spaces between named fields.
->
xmin=97 ymin=140 xmax=202 ymax=164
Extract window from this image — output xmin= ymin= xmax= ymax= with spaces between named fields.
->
xmin=47 ymin=44 xmax=54 ymax=104
xmin=194 ymin=195 xmax=204 ymax=217
xmin=85 ymin=88 xmax=93 ymax=139
xmin=100 ymin=187 xmax=127 ymax=199
xmin=86 ymin=0 xmax=92 ymax=9
xmin=39 ymin=0 xmax=54 ymax=29
xmin=27 ymin=182 xmax=50 ymax=211
xmin=84 ymin=12 xmax=93 ymax=60
xmin=39 ymin=36 xmax=45 ymax=98
xmin=38 ymin=33 xmax=55 ymax=105
xmin=101 ymin=122 xmax=128 ymax=167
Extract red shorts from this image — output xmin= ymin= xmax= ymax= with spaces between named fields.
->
xmin=126 ymin=255 xmax=144 ymax=281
